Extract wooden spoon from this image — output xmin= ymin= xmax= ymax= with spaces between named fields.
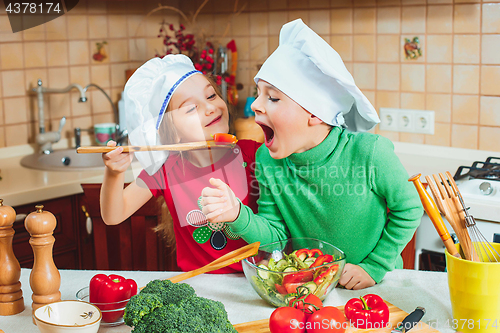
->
xmin=140 ymin=242 xmax=260 ymax=289
xmin=77 ymin=140 xmax=235 ymax=154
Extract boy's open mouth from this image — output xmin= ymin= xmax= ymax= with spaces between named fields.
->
xmin=257 ymin=122 xmax=275 ymax=147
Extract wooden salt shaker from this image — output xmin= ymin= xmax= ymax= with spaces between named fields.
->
xmin=25 ymin=205 xmax=61 ymax=323
xmin=0 ymin=199 xmax=25 ymax=316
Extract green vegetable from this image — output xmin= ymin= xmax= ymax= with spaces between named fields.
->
xmin=123 ymin=279 xmax=236 ymax=333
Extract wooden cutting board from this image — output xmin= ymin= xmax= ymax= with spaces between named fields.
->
xmin=233 ymin=301 xmax=439 ymax=333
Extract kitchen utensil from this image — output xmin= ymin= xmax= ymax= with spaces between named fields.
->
xmin=25 ymin=205 xmax=61 ymax=323
xmin=449 ymin=182 xmax=500 ymax=262
xmin=391 ymin=307 xmax=426 ymax=333
xmin=233 ymin=301 xmax=437 ymax=333
xmin=33 ymin=300 xmax=101 ymax=333
xmin=77 ymin=140 xmax=236 ymax=154
xmin=425 ymin=172 xmax=476 ymax=261
xmin=0 ymin=199 xmax=25 ymax=316
xmin=242 ymin=237 xmax=346 ymax=308
xmin=140 ymin=242 xmax=260 ymax=288
xmin=408 ymin=174 xmax=461 ymax=258
xmin=446 ymin=242 xmax=500 ymax=333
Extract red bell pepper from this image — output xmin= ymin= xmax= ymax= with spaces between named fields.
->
xmin=313 ymin=265 xmax=338 ymax=285
xmin=89 ymin=274 xmax=138 ymax=323
xmin=282 ymin=271 xmax=314 ymax=286
xmin=344 ymin=294 xmax=390 ymax=329
xmin=310 ymin=254 xmax=334 ymax=268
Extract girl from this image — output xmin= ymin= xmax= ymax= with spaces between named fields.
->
xmin=201 ymin=19 xmax=423 ymax=288
xmin=100 ymin=54 xmax=260 ymax=273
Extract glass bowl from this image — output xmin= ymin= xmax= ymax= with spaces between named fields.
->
xmin=242 ymin=237 xmax=346 ymax=307
xmin=76 ymin=287 xmax=134 ymax=327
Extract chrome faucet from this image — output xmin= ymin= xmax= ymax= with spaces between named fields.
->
xmin=33 ymin=79 xmax=87 ymax=154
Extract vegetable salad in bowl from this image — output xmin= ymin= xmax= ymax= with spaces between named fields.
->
xmin=242 ymin=237 xmax=346 ymax=307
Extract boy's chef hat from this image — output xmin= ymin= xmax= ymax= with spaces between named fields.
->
xmin=255 ymin=19 xmax=380 ymax=132
xmin=124 ymin=54 xmax=201 ymax=176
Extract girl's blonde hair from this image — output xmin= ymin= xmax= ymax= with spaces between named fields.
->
xmin=154 ymin=74 xmax=234 ymax=244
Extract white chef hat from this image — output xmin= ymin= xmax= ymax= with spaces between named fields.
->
xmin=124 ymin=54 xmax=201 ymax=176
xmin=255 ymin=19 xmax=380 ymax=131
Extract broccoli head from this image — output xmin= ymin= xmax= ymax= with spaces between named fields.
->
xmin=141 ymin=279 xmax=196 ymax=305
xmin=131 ymin=296 xmax=237 ymax=333
xmin=123 ymin=292 xmax=163 ymax=327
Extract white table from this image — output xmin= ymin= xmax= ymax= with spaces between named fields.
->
xmin=1 ymin=268 xmax=454 ymax=333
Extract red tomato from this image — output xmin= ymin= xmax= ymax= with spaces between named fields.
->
xmin=269 ymin=307 xmax=306 ymax=333
xmin=289 ymin=294 xmax=323 ymax=319
xmin=306 ymin=306 xmax=346 ymax=333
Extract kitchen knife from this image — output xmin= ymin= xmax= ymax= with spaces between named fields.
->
xmin=391 ymin=307 xmax=426 ymax=333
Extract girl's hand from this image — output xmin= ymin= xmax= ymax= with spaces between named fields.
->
xmin=338 ymin=264 xmax=376 ymax=290
xmin=201 ymin=178 xmax=241 ymax=223
xmin=102 ymin=140 xmax=133 ymax=175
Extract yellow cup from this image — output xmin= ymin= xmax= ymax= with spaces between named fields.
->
xmin=445 ymin=243 xmax=500 ymax=333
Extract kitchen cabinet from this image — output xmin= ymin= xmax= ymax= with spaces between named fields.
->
xmin=11 ymin=187 xmax=179 ymax=272
xmin=13 ymin=195 xmax=83 ymax=269
xmin=80 ymin=183 xmax=179 ymax=272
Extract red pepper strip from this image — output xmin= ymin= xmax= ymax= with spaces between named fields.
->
xmin=313 ymin=265 xmax=338 ymax=285
xmin=213 ymin=133 xmax=238 ymax=144
xmin=295 ymin=249 xmax=311 ymax=261
xmin=310 ymin=254 xmax=334 ymax=268
xmin=344 ymin=294 xmax=390 ymax=329
xmin=309 ymin=248 xmax=323 ymax=257
xmin=282 ymin=270 xmax=314 ymax=285
xmin=89 ymin=274 xmax=138 ymax=323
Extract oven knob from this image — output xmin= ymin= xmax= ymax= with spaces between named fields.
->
xmin=479 ymin=182 xmax=493 ymax=195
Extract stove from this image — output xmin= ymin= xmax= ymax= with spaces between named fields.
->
xmin=415 ymin=156 xmax=500 ymax=271
xmin=453 ymin=156 xmax=500 ymax=223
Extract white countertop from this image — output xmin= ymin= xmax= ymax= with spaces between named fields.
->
xmin=0 ymin=139 xmax=498 ymax=207
xmin=1 ymin=268 xmax=454 ymax=333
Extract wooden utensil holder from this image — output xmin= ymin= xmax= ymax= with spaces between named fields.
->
xmin=0 ymin=199 xmax=25 ymax=316
xmin=25 ymin=205 xmax=61 ymax=324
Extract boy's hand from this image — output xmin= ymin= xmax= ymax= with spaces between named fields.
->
xmin=102 ymin=140 xmax=133 ymax=175
xmin=201 ymin=178 xmax=241 ymax=223
xmin=338 ymin=263 xmax=375 ymax=290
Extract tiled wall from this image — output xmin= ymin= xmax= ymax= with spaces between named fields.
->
xmin=0 ymin=0 xmax=179 ymax=147
xmin=1 ymin=0 xmax=499 ymax=152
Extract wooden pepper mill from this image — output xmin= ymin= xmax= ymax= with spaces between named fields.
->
xmin=25 ymin=205 xmax=61 ymax=323
xmin=0 ymin=199 xmax=25 ymax=316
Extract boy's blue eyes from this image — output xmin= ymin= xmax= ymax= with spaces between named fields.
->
xmin=268 ymin=97 xmax=279 ymax=102
xmin=208 ymin=93 xmax=216 ymax=99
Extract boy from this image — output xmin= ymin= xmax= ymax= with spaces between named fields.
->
xmin=201 ymin=20 xmax=423 ymax=289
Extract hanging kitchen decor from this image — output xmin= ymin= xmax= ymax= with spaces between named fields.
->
xmin=92 ymin=41 xmax=107 ymax=62
xmin=404 ymin=37 xmax=422 ymax=60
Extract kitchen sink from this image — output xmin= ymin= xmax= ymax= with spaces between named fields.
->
xmin=21 ymin=148 xmax=104 ymax=171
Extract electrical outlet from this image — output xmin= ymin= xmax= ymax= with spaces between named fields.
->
xmin=413 ymin=110 xmax=435 ymax=134
xmin=398 ymin=110 xmax=414 ymax=132
xmin=379 ymin=108 xmax=399 ymax=131
xmin=378 ymin=108 xmax=435 ymax=134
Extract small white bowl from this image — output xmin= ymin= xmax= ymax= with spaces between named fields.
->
xmin=34 ymin=300 xmax=101 ymax=333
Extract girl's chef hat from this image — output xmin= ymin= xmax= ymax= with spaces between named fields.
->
xmin=255 ymin=19 xmax=380 ymax=132
xmin=124 ymin=54 xmax=201 ymax=175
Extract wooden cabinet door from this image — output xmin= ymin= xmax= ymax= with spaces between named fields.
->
xmin=81 ymin=184 xmax=178 ymax=271
xmin=13 ymin=196 xmax=81 ymax=269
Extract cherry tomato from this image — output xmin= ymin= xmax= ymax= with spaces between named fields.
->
xmin=213 ymin=133 xmax=238 ymax=143
xmin=269 ymin=307 xmax=306 ymax=333
xmin=289 ymin=293 xmax=323 ymax=319
xmin=306 ymin=306 xmax=346 ymax=333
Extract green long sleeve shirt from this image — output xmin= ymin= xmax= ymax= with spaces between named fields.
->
xmin=229 ymin=127 xmax=423 ymax=283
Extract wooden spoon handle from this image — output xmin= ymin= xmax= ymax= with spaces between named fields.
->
xmin=408 ymin=174 xmax=460 ymax=258
xmin=77 ymin=141 xmax=233 ymax=154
